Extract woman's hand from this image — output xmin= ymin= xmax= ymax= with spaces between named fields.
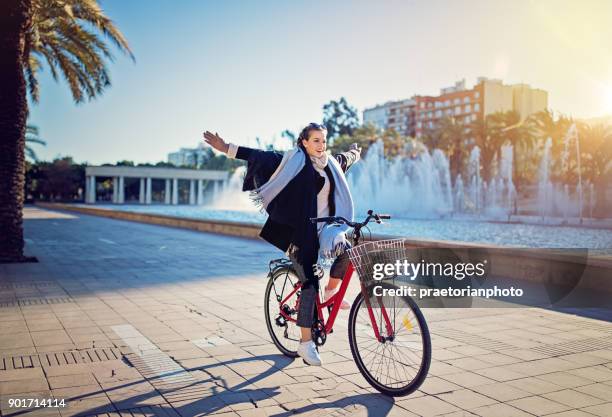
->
xmin=203 ymin=131 xmax=229 ymax=153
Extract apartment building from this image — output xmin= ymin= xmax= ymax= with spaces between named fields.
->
xmin=363 ymin=98 xmax=417 ymax=137
xmin=365 ymin=77 xmax=548 ymax=138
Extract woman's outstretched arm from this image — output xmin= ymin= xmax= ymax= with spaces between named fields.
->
xmin=202 ymin=130 xmax=283 ymax=190
xmin=203 ymin=130 xmax=278 ymax=161
xmin=334 ymin=143 xmax=362 ymax=172
xmin=203 ymin=131 xmax=230 ymax=153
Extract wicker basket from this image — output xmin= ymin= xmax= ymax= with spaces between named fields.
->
xmin=347 ymin=238 xmax=409 ymax=285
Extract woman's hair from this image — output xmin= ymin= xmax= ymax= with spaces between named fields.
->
xmin=297 ymin=122 xmax=327 ymax=146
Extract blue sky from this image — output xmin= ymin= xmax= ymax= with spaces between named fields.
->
xmin=28 ymin=0 xmax=612 ymax=164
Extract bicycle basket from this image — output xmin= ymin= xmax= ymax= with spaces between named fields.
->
xmin=347 ymin=238 xmax=411 ymax=285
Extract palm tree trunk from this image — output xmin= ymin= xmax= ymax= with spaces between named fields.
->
xmin=0 ymin=0 xmax=32 ymax=262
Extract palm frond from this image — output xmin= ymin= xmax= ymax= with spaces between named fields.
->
xmin=24 ymin=0 xmax=133 ymax=103
xmin=25 ymin=124 xmax=46 ymax=162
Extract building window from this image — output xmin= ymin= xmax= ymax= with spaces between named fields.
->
xmin=445 ymin=100 xmax=451 ymax=107
xmin=454 ymin=106 xmax=461 ymax=115
xmin=435 ymin=110 xmax=442 ymax=117
xmin=474 ymin=103 xmax=480 ymax=112
xmin=464 ymin=96 xmax=470 ymax=103
xmin=474 ymin=91 xmax=480 ymax=99
xmin=417 ymin=121 xmax=422 ymax=128
xmin=472 ymin=114 xmax=477 ymax=121
xmin=465 ymin=115 xmax=471 ymax=123
xmin=428 ymin=111 xmax=432 ymax=118
xmin=454 ymin=98 xmax=461 ymax=105
xmin=465 ymin=104 xmax=471 ymax=113
xmin=420 ymin=102 xmax=425 ymax=108
xmin=446 ymin=109 xmax=453 ymax=116
xmin=428 ymin=121 xmax=433 ymax=128
xmin=435 ymin=101 xmax=441 ymax=108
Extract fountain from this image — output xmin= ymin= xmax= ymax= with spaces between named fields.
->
xmin=537 ymin=123 xmax=591 ymax=223
xmin=209 ymin=166 xmax=257 ymax=211
xmin=206 ymin=125 xmax=601 ymax=228
xmin=538 ymin=137 xmax=554 ymax=220
xmin=563 ymin=124 xmax=584 ymax=223
xmin=349 ymin=141 xmax=453 ymax=217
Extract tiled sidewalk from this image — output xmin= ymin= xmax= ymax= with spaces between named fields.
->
xmin=0 ymin=207 xmax=611 ymax=417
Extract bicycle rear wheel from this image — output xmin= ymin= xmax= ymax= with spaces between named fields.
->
xmin=264 ymin=266 xmax=301 ymax=357
xmin=348 ymin=281 xmax=431 ymax=396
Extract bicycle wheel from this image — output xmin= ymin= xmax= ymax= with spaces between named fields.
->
xmin=264 ymin=266 xmax=302 ymax=357
xmin=348 ymin=281 xmax=431 ymax=396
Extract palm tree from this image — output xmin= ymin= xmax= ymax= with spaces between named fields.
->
xmin=25 ymin=124 xmax=46 ymax=161
xmin=0 ymin=0 xmax=133 ymax=262
xmin=423 ymin=117 xmax=466 ymax=180
xmin=495 ymin=111 xmax=537 ymax=188
xmin=578 ymin=123 xmax=612 ymax=217
xmin=532 ymin=109 xmax=573 ymax=182
xmin=468 ymin=115 xmax=504 ymax=183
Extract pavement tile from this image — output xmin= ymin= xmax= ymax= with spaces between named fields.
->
xmin=472 ymin=365 xmax=527 ymax=382
xmin=436 ymin=389 xmax=498 ymax=410
xmin=567 ymin=365 xmax=612 ymax=382
xmin=0 ymin=367 xmax=46 ymax=382
xmin=546 ymin=411 xmax=603 ymax=417
xmin=472 ymin=403 xmax=533 ymax=417
xmin=508 ymin=395 xmax=571 ymax=415
xmin=417 ymin=376 xmax=462 ymax=395
xmin=536 ymin=372 xmax=595 ymax=388
xmin=542 ymin=388 xmax=606 ymax=408
xmin=0 ymin=378 xmax=50 ymax=395
xmin=506 ymin=377 xmax=565 ymax=395
xmin=573 ymin=382 xmax=612 ymax=401
xmin=470 ymin=382 xmax=531 ymax=402
xmin=48 ymin=374 xmax=98 ymax=389
xmin=395 ymin=395 xmax=460 ymax=416
xmin=580 ymin=402 xmax=612 ymax=417
xmin=440 ymin=371 xmax=496 ymax=388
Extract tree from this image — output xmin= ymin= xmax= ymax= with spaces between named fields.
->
xmin=329 ymin=123 xmax=379 ymax=156
xmin=495 ymin=111 xmax=537 ymax=187
xmin=25 ymin=124 xmax=46 ymax=161
xmin=29 ymin=157 xmax=85 ymax=202
xmin=0 ymin=0 xmax=132 ymax=261
xmin=578 ymin=123 xmax=612 ymax=217
xmin=422 ymin=117 xmax=466 ymax=180
xmin=468 ymin=115 xmax=503 ymax=182
xmin=322 ymin=97 xmax=359 ymax=142
xmin=116 ymin=160 xmax=135 ymax=166
xmin=532 ymin=109 xmax=573 ymax=182
xmin=281 ymin=129 xmax=296 ymax=147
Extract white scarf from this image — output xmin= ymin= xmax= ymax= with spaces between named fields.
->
xmin=250 ymin=147 xmax=354 ymax=260
xmin=310 ymin=152 xmax=328 ymax=170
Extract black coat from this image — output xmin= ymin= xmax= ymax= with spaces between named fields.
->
xmin=235 ymin=146 xmax=358 ymax=284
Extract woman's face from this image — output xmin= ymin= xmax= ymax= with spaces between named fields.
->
xmin=302 ymin=129 xmax=327 ymax=158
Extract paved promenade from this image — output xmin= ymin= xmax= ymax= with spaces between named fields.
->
xmin=0 ymin=207 xmax=611 ymax=417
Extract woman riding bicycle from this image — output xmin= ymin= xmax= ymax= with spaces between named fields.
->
xmin=203 ymin=123 xmax=361 ymax=366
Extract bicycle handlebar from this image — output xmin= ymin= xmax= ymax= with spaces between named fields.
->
xmin=310 ymin=210 xmax=391 ymax=229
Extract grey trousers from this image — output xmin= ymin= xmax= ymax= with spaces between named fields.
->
xmin=289 ymin=249 xmax=351 ymax=328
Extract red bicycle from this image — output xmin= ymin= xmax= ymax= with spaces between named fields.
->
xmin=264 ymin=210 xmax=431 ymax=396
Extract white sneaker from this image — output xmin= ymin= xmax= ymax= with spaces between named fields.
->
xmin=324 ymin=288 xmax=350 ymax=310
xmin=297 ymin=340 xmax=322 ymax=366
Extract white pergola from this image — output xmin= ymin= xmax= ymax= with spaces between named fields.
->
xmin=85 ymin=166 xmax=229 ymax=205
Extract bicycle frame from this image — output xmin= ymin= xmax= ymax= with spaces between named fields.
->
xmin=276 ymin=259 xmax=395 ymax=342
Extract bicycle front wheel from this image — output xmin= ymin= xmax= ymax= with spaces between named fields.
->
xmin=348 ymin=281 xmax=431 ymax=396
xmin=264 ymin=266 xmax=302 ymax=357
